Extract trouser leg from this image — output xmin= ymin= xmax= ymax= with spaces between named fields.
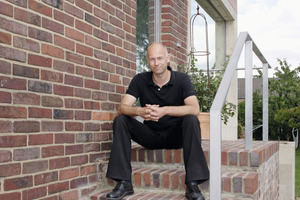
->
xmin=106 ymin=115 xmax=161 ymax=181
xmin=181 ymin=115 xmax=209 ymax=184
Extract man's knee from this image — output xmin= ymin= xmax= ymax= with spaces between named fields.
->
xmin=182 ymin=114 xmax=200 ymax=126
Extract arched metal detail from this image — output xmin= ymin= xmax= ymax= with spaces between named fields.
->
xmin=190 ymin=5 xmax=211 ymax=86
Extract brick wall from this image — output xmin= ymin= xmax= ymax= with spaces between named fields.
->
xmin=0 ymin=0 xmax=137 ymax=199
xmin=161 ymin=0 xmax=189 ymax=69
xmin=0 ymin=0 xmax=190 ymax=199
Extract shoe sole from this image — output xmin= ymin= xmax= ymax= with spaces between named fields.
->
xmin=106 ymin=190 xmax=134 ymax=200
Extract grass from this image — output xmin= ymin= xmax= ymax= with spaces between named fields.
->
xmin=296 ymin=148 xmax=300 ymax=197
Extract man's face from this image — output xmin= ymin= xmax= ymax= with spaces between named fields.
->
xmin=147 ymin=44 xmax=170 ymax=75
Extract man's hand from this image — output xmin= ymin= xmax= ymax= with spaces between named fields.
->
xmin=143 ymin=104 xmax=161 ymax=122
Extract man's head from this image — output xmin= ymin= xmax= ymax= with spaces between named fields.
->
xmin=146 ymin=42 xmax=170 ymax=75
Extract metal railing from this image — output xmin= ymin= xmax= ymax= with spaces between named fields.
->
xmin=209 ymin=32 xmax=271 ymax=200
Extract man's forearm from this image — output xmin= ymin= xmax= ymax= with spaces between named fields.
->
xmin=118 ymin=104 xmax=141 ymax=117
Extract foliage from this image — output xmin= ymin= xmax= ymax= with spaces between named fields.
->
xmin=296 ymin=149 xmax=300 ymax=197
xmin=238 ymin=90 xmax=263 ymax=140
xmin=238 ymin=58 xmax=300 ymax=141
xmin=136 ymin=0 xmax=149 ymax=73
xmin=180 ymin=54 xmax=236 ymax=124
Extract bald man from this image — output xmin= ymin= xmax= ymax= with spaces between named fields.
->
xmin=106 ymin=43 xmax=209 ymax=200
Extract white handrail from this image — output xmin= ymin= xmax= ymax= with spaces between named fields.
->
xmin=209 ymin=32 xmax=271 ymax=200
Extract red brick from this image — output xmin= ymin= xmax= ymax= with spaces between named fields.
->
xmin=42 ymin=96 xmax=63 ymax=107
xmin=28 ymin=54 xmax=52 ymax=68
xmin=13 ymin=147 xmax=40 ymax=161
xmin=94 ymin=70 xmax=109 ymax=81
xmin=49 ymin=157 xmax=70 ymax=170
xmin=54 ymin=84 xmax=74 ymax=96
xmin=53 ymin=59 xmax=75 ymax=73
xmin=34 ymin=171 xmax=58 ymax=185
xmin=64 ymin=2 xmax=84 ymax=19
xmin=222 ymin=176 xmax=231 ymax=192
xmin=102 ymin=1 xmax=115 ymax=15
xmin=70 ymin=177 xmax=88 ymax=189
xmin=0 ymin=60 xmax=11 ymax=74
xmin=84 ymin=101 xmax=100 ymax=110
xmin=28 ymin=27 xmax=53 ymax=43
xmin=71 ymin=155 xmax=88 ymax=166
xmin=66 ymin=51 xmax=84 ymax=64
xmin=0 ymin=2 xmax=13 ymax=17
xmin=23 ymin=160 xmax=48 ymax=174
xmin=0 ymin=163 xmax=21 ymax=177
xmin=116 ymin=85 xmax=125 ymax=94
xmin=0 ymin=16 xmax=27 ymax=36
xmin=0 ymin=192 xmax=21 ymax=200
xmin=42 ymin=18 xmax=64 ymax=35
xmin=75 ymin=19 xmax=93 ymax=35
xmin=28 ymin=0 xmax=52 ymax=17
xmin=13 ymin=93 xmax=40 ymax=105
xmin=0 ymin=45 xmax=26 ymax=62
xmin=13 ymin=121 xmax=40 ymax=133
xmin=76 ymin=66 xmax=93 ymax=77
xmin=42 ymin=43 xmax=64 ymax=59
xmin=0 ymin=150 xmax=12 ymax=162
xmin=55 ymin=133 xmax=75 ymax=144
xmin=15 ymin=7 xmax=41 ymax=26
xmin=54 ymin=35 xmax=75 ymax=51
xmin=41 ymin=121 xmax=63 ymax=132
xmin=0 ymin=31 xmax=11 ymax=45
xmin=94 ymin=28 xmax=108 ymax=41
xmin=65 ymin=98 xmax=83 ymax=109
xmin=84 ymin=79 xmax=100 ymax=90
xmin=54 ymin=10 xmax=74 ymax=26
xmin=48 ymin=181 xmax=69 ymax=194
xmin=84 ymin=122 xmax=100 ymax=131
xmin=0 ymin=135 xmax=27 ymax=148
xmin=29 ymin=133 xmax=53 ymax=145
xmin=59 ymin=190 xmax=79 ymax=200
xmin=101 ymin=102 xmax=115 ymax=111
xmin=6 ymin=0 xmax=27 ymax=7
xmin=85 ymin=35 xmax=101 ymax=49
xmin=85 ymin=57 xmax=100 ymax=69
xmin=65 ymin=74 xmax=83 ymax=87
xmin=75 ymin=111 xmax=91 ymax=120
xmin=0 ymin=91 xmax=11 ymax=103
xmin=76 ymin=43 xmax=93 ymax=56
xmin=65 ymin=27 xmax=84 ymax=42
xmin=29 ymin=107 xmax=52 ymax=119
xmin=53 ymin=109 xmax=73 ymax=119
xmin=84 ymin=143 xmax=100 ymax=153
xmin=22 ymin=186 xmax=47 ymax=200
xmin=42 ymin=145 xmax=64 ymax=158
xmin=13 ymin=64 xmax=39 ymax=78
xmin=65 ymin=122 xmax=83 ymax=131
xmin=94 ymin=7 xmax=108 ymax=21
xmin=60 ymin=167 xmax=79 ymax=180
xmin=75 ymin=88 xmax=91 ymax=99
xmin=94 ymin=132 xmax=109 ymax=142
xmin=66 ymin=144 xmax=84 ymax=155
xmin=4 ymin=176 xmax=33 ymax=191
xmin=75 ymin=0 xmax=92 ymax=12
xmin=245 ymin=172 xmax=258 ymax=194
xmin=80 ymin=165 xmax=97 ymax=176
xmin=32 ymin=81 xmax=52 ymax=94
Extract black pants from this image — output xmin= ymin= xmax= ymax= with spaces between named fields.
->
xmin=106 ymin=114 xmax=209 ymax=184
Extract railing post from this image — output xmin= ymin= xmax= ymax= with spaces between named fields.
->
xmin=245 ymin=40 xmax=253 ymax=150
xmin=209 ymin=110 xmax=222 ymax=200
xmin=263 ymin=63 xmax=269 ymax=141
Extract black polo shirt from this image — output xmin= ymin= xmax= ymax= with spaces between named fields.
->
xmin=126 ymin=66 xmax=196 ymax=129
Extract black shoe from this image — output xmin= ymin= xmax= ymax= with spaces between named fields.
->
xmin=106 ymin=180 xmax=134 ymax=200
xmin=185 ymin=182 xmax=205 ymax=200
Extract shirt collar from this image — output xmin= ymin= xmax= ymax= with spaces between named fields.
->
xmin=147 ymin=66 xmax=175 ymax=86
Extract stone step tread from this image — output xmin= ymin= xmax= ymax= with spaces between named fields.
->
xmin=131 ymin=140 xmax=279 ymax=168
xmin=90 ymin=188 xmax=253 ymax=200
xmin=103 ymin=166 xmax=258 ymax=195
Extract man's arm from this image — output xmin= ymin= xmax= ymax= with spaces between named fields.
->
xmin=118 ymin=94 xmax=154 ymax=120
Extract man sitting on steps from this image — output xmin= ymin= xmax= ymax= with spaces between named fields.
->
xmin=106 ymin=42 xmax=209 ymax=200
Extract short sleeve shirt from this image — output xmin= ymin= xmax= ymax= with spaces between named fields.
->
xmin=126 ymin=66 xmax=196 ymax=129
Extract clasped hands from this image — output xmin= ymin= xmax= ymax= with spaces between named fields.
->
xmin=141 ymin=104 xmax=163 ymax=122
